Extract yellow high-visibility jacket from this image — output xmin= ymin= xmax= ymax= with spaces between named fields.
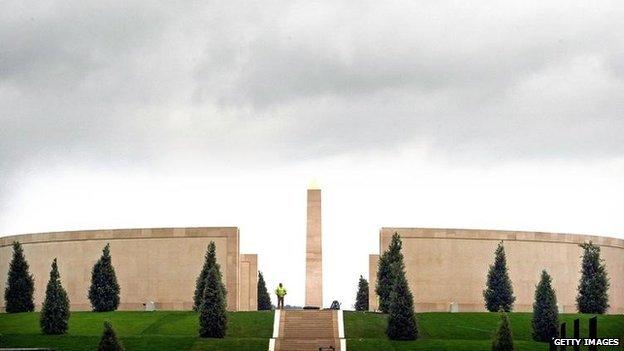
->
xmin=275 ymin=286 xmax=287 ymax=297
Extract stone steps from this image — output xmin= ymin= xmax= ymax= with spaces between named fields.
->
xmin=275 ymin=338 xmax=340 ymax=351
xmin=273 ymin=310 xmax=342 ymax=351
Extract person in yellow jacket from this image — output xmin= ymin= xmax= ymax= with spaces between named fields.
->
xmin=275 ymin=283 xmax=287 ymax=309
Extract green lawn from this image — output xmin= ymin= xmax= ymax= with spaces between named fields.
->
xmin=0 ymin=311 xmax=273 ymax=351
xmin=346 ymin=311 xmax=624 ymax=351
xmin=1 ymin=311 xmax=622 ymax=350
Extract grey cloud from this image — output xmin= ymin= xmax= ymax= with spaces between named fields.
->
xmin=195 ymin=1 xmax=623 ymax=106
xmin=1 ymin=0 xmax=624 ymax=184
xmin=191 ymin=0 xmax=624 ymax=161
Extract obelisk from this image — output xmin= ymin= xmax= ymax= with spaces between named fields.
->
xmin=305 ymin=187 xmax=323 ymax=308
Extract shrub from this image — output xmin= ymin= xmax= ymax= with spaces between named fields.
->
xmin=483 ymin=241 xmax=516 ymax=312
xmin=40 ymin=258 xmax=70 ymax=335
xmin=492 ymin=310 xmax=514 ymax=351
xmin=199 ymin=266 xmax=228 ymax=338
xmin=386 ymin=261 xmax=418 ymax=340
xmin=532 ymin=270 xmax=559 ymax=342
xmin=375 ymin=253 xmax=391 ymax=312
xmin=4 ymin=241 xmax=35 ymax=313
xmin=257 ymin=271 xmax=272 ymax=311
xmin=88 ymin=244 xmax=121 ymax=312
xmin=98 ymin=321 xmax=125 ymax=351
xmin=355 ymin=275 xmax=369 ymax=311
xmin=376 ymin=233 xmax=403 ymax=313
xmin=576 ymin=241 xmax=610 ymax=314
xmin=386 ymin=262 xmax=418 ymax=340
xmin=194 ymin=241 xmax=226 ymax=311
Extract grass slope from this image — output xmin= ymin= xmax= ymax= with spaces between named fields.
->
xmin=346 ymin=312 xmax=624 ymax=351
xmin=0 ymin=311 xmax=273 ymax=351
xmin=2 ymin=310 xmax=622 ymax=350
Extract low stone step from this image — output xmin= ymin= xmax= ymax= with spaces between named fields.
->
xmin=275 ymin=338 xmax=340 ymax=351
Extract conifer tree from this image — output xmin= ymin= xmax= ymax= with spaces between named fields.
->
xmin=576 ymin=242 xmax=610 ymax=314
xmin=483 ymin=241 xmax=516 ymax=312
xmin=355 ymin=275 xmax=369 ymax=311
xmin=375 ymin=252 xmax=391 ymax=312
xmin=532 ymin=270 xmax=559 ymax=342
xmin=4 ymin=241 xmax=35 ymax=313
xmin=376 ymin=233 xmax=403 ymax=313
xmin=194 ymin=241 xmax=226 ymax=311
xmin=492 ymin=310 xmax=514 ymax=351
xmin=98 ymin=321 xmax=125 ymax=351
xmin=88 ymin=244 xmax=120 ymax=312
xmin=386 ymin=262 xmax=418 ymax=340
xmin=257 ymin=271 xmax=272 ymax=311
xmin=40 ymin=258 xmax=70 ymax=335
xmin=199 ymin=266 xmax=228 ymax=338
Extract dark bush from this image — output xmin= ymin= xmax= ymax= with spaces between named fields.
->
xmin=97 ymin=321 xmax=124 ymax=351
xmin=257 ymin=271 xmax=272 ymax=311
xmin=483 ymin=241 xmax=516 ymax=312
xmin=88 ymin=244 xmax=120 ymax=312
xmin=386 ymin=253 xmax=418 ymax=340
xmin=376 ymin=233 xmax=403 ymax=313
xmin=532 ymin=270 xmax=559 ymax=342
xmin=199 ymin=265 xmax=228 ymax=338
xmin=355 ymin=275 xmax=369 ymax=311
xmin=194 ymin=241 xmax=226 ymax=311
xmin=576 ymin=241 xmax=610 ymax=314
xmin=492 ymin=310 xmax=514 ymax=351
xmin=4 ymin=241 xmax=35 ymax=313
xmin=40 ymin=258 xmax=70 ymax=335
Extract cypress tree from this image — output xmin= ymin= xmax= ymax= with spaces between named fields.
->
xmin=375 ymin=252 xmax=391 ymax=313
xmin=199 ymin=266 xmax=228 ymax=338
xmin=483 ymin=241 xmax=516 ymax=312
xmin=98 ymin=321 xmax=125 ymax=351
xmin=532 ymin=270 xmax=559 ymax=342
xmin=194 ymin=241 xmax=226 ymax=311
xmin=257 ymin=271 xmax=272 ymax=311
xmin=492 ymin=310 xmax=514 ymax=351
xmin=386 ymin=262 xmax=418 ymax=340
xmin=376 ymin=233 xmax=403 ymax=313
xmin=88 ymin=244 xmax=120 ymax=312
xmin=4 ymin=241 xmax=35 ymax=313
xmin=40 ymin=258 xmax=70 ymax=335
xmin=355 ymin=275 xmax=369 ymax=311
xmin=576 ymin=241 xmax=610 ymax=314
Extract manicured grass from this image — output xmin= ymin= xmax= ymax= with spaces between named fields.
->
xmin=345 ymin=311 xmax=624 ymax=351
xmin=347 ymin=338 xmax=542 ymax=351
xmin=0 ymin=311 xmax=273 ymax=351
xmin=2 ymin=310 xmax=622 ymax=350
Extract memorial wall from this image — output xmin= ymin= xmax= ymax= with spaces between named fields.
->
xmin=0 ymin=227 xmax=258 ymax=312
xmin=369 ymin=228 xmax=624 ymax=314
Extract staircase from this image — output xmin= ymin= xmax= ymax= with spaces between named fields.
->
xmin=271 ymin=310 xmax=345 ymax=351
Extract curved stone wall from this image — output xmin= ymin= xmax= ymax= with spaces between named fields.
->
xmin=369 ymin=228 xmax=624 ymax=314
xmin=0 ymin=227 xmax=258 ymax=312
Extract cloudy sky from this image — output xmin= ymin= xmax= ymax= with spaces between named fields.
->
xmin=1 ymin=0 xmax=623 ymax=307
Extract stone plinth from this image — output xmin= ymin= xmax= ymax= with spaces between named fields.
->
xmin=368 ymin=254 xmax=379 ymax=311
xmin=239 ymin=254 xmax=258 ymax=311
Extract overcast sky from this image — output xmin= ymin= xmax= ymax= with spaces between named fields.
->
xmin=1 ymin=0 xmax=623 ymax=307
